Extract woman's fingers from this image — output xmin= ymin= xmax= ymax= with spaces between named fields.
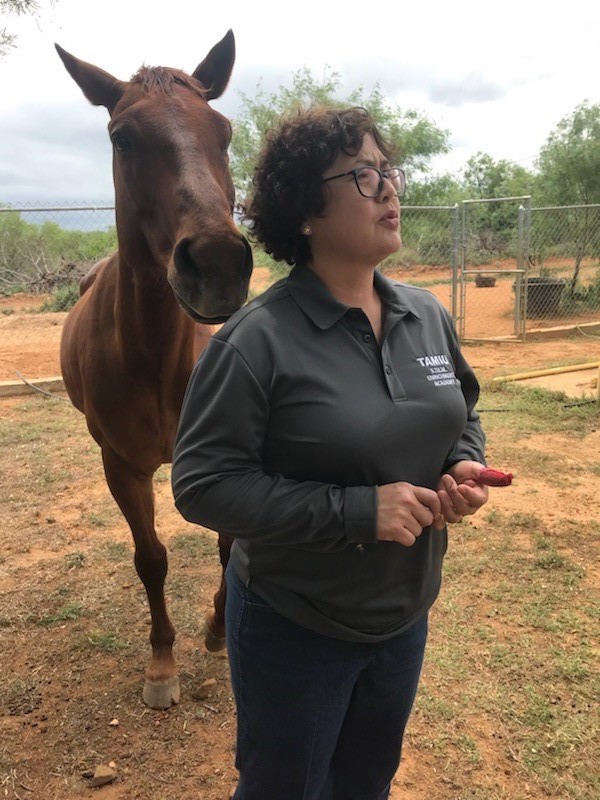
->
xmin=456 ymin=482 xmax=488 ymax=510
xmin=438 ymin=488 xmax=463 ymax=523
xmin=377 ymin=482 xmax=442 ymax=545
xmin=412 ymin=485 xmax=442 ymax=524
xmin=437 ymin=473 xmax=489 ymax=523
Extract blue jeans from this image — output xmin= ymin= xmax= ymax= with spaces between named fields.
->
xmin=225 ymin=562 xmax=428 ymax=800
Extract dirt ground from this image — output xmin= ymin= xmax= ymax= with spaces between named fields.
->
xmin=0 ymin=271 xmax=599 ymax=800
xmin=2 ymin=267 xmax=600 ymax=389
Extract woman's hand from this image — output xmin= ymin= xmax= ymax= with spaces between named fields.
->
xmin=437 ymin=460 xmax=489 ymax=524
xmin=377 ymin=482 xmax=445 ymax=547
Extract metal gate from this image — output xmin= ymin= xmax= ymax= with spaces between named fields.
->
xmin=458 ymin=196 xmax=531 ymax=341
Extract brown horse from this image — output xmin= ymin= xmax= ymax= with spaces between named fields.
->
xmin=57 ymin=31 xmax=252 ymax=709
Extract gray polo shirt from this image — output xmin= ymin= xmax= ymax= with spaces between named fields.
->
xmin=172 ymin=265 xmax=486 ymax=642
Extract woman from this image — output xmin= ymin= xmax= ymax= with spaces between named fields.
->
xmin=172 ymin=106 xmax=488 ymax=800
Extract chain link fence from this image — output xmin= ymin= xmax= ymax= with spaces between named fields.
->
xmin=458 ymin=197 xmax=530 ymax=340
xmin=398 ymin=201 xmax=600 ymax=341
xmin=528 ymin=204 xmax=600 ymax=325
xmin=0 ymin=202 xmax=115 ymax=295
xmin=1 ymin=201 xmax=599 ymax=342
xmin=387 ymin=205 xmax=458 ymax=317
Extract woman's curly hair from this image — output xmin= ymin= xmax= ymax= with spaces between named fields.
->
xmin=242 ymin=106 xmax=395 ymax=267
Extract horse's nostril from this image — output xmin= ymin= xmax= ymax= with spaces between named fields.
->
xmin=174 ymin=239 xmax=196 ymax=276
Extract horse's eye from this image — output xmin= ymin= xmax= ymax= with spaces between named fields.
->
xmin=111 ymin=133 xmax=132 ymax=152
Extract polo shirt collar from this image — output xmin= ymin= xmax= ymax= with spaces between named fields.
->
xmin=286 ymin=265 xmax=421 ymax=330
xmin=374 ymin=269 xmax=422 ymax=321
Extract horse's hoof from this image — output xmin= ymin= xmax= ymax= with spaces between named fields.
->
xmin=203 ymin=620 xmax=227 ymax=652
xmin=143 ymin=676 xmax=180 ymax=709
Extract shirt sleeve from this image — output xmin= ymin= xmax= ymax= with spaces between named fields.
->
xmin=441 ymin=311 xmax=487 ymax=471
xmin=171 ymin=337 xmax=378 ymax=550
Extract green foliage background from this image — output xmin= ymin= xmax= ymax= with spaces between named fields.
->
xmin=0 ymin=209 xmax=116 ymax=296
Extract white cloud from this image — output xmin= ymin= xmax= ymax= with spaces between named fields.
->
xmin=0 ymin=0 xmax=598 ymax=200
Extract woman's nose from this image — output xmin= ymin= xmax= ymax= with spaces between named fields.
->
xmin=378 ymin=176 xmax=396 ymax=201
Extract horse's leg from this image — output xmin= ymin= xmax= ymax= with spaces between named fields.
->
xmin=101 ymin=446 xmax=179 ymax=709
xmin=203 ymin=534 xmax=233 ymax=652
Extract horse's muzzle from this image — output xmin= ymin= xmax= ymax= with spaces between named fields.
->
xmin=169 ymin=233 xmax=253 ymax=322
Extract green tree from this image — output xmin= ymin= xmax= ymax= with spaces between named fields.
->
xmin=463 ymin=152 xmax=533 ymax=199
xmin=460 ymin=153 xmax=534 ymax=261
xmin=404 ymin=174 xmax=467 ymax=207
xmin=0 ymin=208 xmax=117 ymax=294
xmin=230 ymin=66 xmax=450 ymax=198
xmin=536 ymin=101 xmax=600 ymax=206
xmin=534 ymin=103 xmax=600 ymax=296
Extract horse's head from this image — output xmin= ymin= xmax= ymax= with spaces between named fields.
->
xmin=55 ymin=31 xmax=252 ymax=323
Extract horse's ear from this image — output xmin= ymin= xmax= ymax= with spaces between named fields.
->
xmin=192 ymin=29 xmax=235 ymax=101
xmin=55 ymin=44 xmax=125 ymax=114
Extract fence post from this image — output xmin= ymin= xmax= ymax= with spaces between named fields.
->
xmin=459 ymin=201 xmax=468 ymax=339
xmin=524 ymin=195 xmax=532 ymax=274
xmin=516 ymin=205 xmax=525 ymax=339
xmin=451 ymin=204 xmax=459 ymax=324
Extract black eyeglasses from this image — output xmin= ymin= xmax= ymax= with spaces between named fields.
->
xmin=322 ymin=166 xmax=406 ymax=198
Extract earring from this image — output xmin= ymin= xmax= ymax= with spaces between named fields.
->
xmin=301 ymin=224 xmax=312 ymax=236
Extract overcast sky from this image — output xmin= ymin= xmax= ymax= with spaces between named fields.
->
xmin=1 ymin=0 xmax=599 ymax=204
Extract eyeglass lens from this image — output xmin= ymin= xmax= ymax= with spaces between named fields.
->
xmin=356 ymin=167 xmax=404 ymax=197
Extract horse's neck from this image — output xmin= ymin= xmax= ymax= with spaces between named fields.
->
xmin=114 ymin=252 xmax=194 ymax=355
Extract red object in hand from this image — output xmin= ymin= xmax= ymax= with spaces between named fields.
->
xmin=476 ymin=467 xmax=513 ymax=487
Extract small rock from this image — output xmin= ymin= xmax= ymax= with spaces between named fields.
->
xmin=81 ymin=769 xmax=94 ymax=778
xmin=193 ymin=678 xmax=217 ymax=701
xmin=90 ymin=764 xmax=117 ymax=787
xmin=109 ymin=718 xmax=119 ymax=727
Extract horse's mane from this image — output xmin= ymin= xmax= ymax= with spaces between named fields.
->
xmin=131 ymin=66 xmax=207 ymax=99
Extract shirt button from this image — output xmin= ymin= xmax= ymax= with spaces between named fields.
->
xmin=363 ymin=333 xmax=372 ymax=343
xmin=385 ymin=365 xmax=392 ymax=374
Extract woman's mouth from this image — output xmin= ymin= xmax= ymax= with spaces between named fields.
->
xmin=380 ymin=210 xmax=399 ymax=227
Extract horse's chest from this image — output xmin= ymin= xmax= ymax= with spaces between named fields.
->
xmin=90 ymin=361 xmax=187 ymax=468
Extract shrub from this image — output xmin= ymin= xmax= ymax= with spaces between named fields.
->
xmin=41 ymin=283 xmax=80 ymax=312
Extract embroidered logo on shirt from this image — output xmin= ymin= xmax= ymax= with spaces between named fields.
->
xmin=416 ymin=354 xmax=458 ymax=387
